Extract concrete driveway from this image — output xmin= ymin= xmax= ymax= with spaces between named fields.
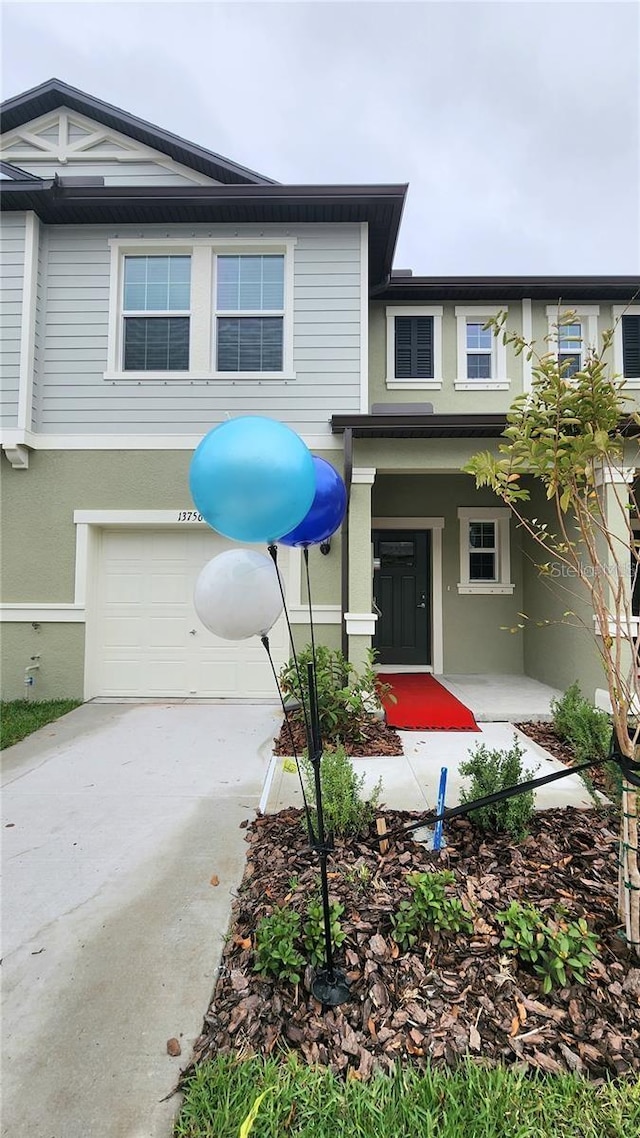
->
xmin=1 ymin=701 xmax=280 ymax=1138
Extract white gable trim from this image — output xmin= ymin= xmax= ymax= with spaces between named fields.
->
xmin=1 ymin=107 xmax=219 ymax=186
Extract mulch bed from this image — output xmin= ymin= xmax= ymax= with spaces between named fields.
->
xmin=186 ymin=806 xmax=640 ymax=1083
xmin=273 ymin=715 xmax=404 ymax=757
xmin=516 ymin=721 xmax=620 ymax=800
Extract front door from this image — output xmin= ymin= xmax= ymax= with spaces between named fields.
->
xmin=373 ymin=530 xmax=431 ymax=665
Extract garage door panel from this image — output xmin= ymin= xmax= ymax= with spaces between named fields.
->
xmin=103 ymin=572 xmax=145 ymax=604
xmin=92 ymin=527 xmax=291 ymax=698
xmin=150 ymin=573 xmax=191 ymax=604
xmin=101 ymin=617 xmax=144 ymax=648
xmin=146 ymin=618 xmax=188 ymax=648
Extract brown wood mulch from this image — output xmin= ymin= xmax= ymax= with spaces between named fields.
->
xmin=516 ymin=721 xmax=620 ymax=800
xmin=273 ymin=715 xmax=404 ymax=757
xmin=186 ymin=806 xmax=640 ymax=1083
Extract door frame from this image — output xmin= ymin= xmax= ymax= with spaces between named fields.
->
xmin=372 ymin=516 xmax=444 ymax=674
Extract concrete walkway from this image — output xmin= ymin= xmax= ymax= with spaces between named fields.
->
xmin=264 ymin=722 xmax=597 ymax=814
xmin=2 ymin=698 xmax=596 ymax=1138
xmin=1 ymin=701 xmax=281 ymax=1138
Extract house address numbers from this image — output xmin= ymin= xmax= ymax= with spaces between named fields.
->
xmin=177 ymin=511 xmax=203 ymax=522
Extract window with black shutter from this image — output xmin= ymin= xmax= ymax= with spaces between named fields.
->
xmin=394 ymin=316 xmax=433 ymax=379
xmin=623 ymin=315 xmax=640 ymax=378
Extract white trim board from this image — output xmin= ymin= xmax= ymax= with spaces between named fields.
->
xmin=17 ymin=212 xmax=39 ymax=432
xmin=1 ymin=430 xmax=342 ymax=452
xmin=372 ymin=515 xmax=444 ymax=674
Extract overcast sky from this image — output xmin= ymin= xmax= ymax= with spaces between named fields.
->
xmin=2 ymin=0 xmax=639 ymax=275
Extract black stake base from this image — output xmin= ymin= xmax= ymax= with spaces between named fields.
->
xmin=312 ymin=968 xmax=350 ymax=1007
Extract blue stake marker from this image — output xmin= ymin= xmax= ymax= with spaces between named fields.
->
xmin=433 ymin=767 xmax=448 ymax=851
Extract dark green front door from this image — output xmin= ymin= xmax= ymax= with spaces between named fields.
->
xmin=373 ymin=530 xmax=431 ymax=665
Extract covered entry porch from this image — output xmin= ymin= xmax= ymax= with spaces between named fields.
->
xmin=334 ymin=415 xmax=625 ymax=702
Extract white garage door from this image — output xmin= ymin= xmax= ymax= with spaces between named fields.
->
xmin=91 ymin=528 xmax=289 ymax=698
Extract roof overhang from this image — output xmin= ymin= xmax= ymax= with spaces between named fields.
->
xmin=375 ymin=276 xmax=640 ymax=302
xmin=0 ymin=180 xmax=407 ymax=287
xmin=331 ymin=413 xmax=508 ymax=439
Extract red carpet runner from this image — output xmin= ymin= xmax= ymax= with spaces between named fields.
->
xmin=378 ymin=673 xmax=479 ymax=731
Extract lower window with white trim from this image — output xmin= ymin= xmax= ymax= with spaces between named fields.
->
xmin=457 ymin=507 xmax=514 ymax=594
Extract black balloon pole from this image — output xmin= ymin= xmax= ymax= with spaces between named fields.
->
xmin=306 ymin=658 xmax=350 ymax=1006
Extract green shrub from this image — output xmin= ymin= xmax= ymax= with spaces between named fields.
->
xmin=254 ymin=894 xmax=346 ymax=981
xmin=302 ymin=897 xmax=346 ymax=967
xmin=278 ymin=645 xmax=392 ymax=743
xmin=459 ymin=736 xmax=534 ymax=839
xmin=302 ymin=743 xmax=382 ymax=839
xmin=497 ymin=900 xmax=599 ymax=993
xmin=551 ymin=682 xmax=611 ymax=763
xmin=391 ymin=870 xmax=473 ymax=950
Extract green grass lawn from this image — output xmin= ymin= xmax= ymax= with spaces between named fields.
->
xmin=175 ymin=1055 xmax=639 ymax=1138
xmin=0 ymin=699 xmax=82 ymax=749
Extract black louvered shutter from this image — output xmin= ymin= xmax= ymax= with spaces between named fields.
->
xmin=623 ymin=315 xmax=640 ymax=378
xmin=394 ymin=316 xmax=433 ymax=379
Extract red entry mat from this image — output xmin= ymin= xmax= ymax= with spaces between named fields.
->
xmin=378 ymin=673 xmax=479 ymax=731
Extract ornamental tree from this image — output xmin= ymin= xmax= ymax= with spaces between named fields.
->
xmin=465 ymin=308 xmax=640 ymax=957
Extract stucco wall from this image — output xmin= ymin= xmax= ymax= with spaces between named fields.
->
xmin=372 ymin=473 xmax=525 ymax=675
xmin=1 ymin=623 xmax=85 ymax=700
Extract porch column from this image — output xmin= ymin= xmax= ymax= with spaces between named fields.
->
xmin=594 ymin=465 xmax=636 ymax=704
xmin=346 ymin=467 xmax=377 ymax=669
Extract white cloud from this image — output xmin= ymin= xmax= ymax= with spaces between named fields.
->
xmin=2 ymin=0 xmax=638 ymax=272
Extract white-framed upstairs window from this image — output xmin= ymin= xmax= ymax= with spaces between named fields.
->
xmin=214 ymin=254 xmax=285 ymax=375
xmin=457 ymin=507 xmax=514 ymax=594
xmin=385 ymin=306 xmax=443 ymax=389
xmin=612 ymin=305 xmax=640 ymax=388
xmin=546 ymin=305 xmax=599 ymax=378
xmin=105 ymin=238 xmax=296 ymax=381
xmin=122 ymin=254 xmax=191 ymax=372
xmin=455 ymin=306 xmax=509 ymax=389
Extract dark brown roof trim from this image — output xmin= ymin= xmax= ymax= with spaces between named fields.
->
xmin=375 ymin=276 xmax=640 ymax=302
xmin=331 ymin=412 xmax=508 ymax=438
xmin=0 ymin=77 xmax=277 ymax=186
xmin=0 ymin=180 xmax=407 ymax=288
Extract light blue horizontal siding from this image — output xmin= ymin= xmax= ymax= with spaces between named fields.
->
xmin=37 ymin=223 xmax=362 ymax=438
xmin=0 ymin=214 xmax=25 ymax=428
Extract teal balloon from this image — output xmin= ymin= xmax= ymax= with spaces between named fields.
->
xmin=189 ymin=417 xmax=315 ymax=543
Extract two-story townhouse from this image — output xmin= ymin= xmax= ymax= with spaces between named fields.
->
xmin=1 ymin=79 xmax=639 ymax=705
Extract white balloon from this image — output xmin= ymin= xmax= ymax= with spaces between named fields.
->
xmin=194 ymin=549 xmax=284 ymax=641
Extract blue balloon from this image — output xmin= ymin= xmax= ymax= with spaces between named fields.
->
xmin=189 ymin=417 xmax=315 ymax=543
xmin=279 ymin=456 xmax=347 ymax=547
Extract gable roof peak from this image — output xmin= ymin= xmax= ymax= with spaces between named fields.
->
xmin=0 ymin=77 xmax=277 ymax=186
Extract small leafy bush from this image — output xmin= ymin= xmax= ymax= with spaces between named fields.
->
xmin=302 ymin=897 xmax=346 ymax=968
xmin=302 ymin=743 xmax=382 ymax=839
xmin=459 ymin=736 xmax=534 ymax=839
xmin=497 ymin=900 xmax=599 ymax=994
xmin=254 ymin=907 xmax=304 ymax=985
xmin=254 ymin=894 xmax=346 ymax=981
xmin=279 ymin=645 xmax=392 ymax=743
xmin=391 ymin=870 xmax=472 ymax=950
xmin=551 ymin=682 xmax=611 ymax=763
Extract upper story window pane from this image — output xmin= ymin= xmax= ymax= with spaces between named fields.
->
xmin=217 ymin=255 xmax=284 ymax=311
xmin=123 ymin=255 xmax=191 ymax=312
xmin=466 ymin=323 xmax=492 ymax=351
xmin=558 ymin=321 xmax=582 ymax=375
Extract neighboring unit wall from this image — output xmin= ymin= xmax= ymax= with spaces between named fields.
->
xmin=368 ymin=299 xmax=524 ymax=413
xmin=0 ymin=213 xmax=25 ymax=427
xmin=522 ymin=483 xmax=605 ymax=700
xmin=35 ymin=223 xmax=362 ymax=441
